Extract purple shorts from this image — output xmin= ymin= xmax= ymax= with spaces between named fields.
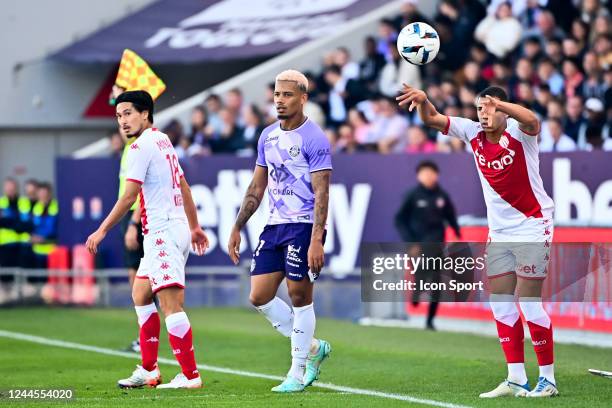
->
xmin=250 ymin=223 xmax=326 ymax=281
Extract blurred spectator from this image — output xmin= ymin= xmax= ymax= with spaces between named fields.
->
xmin=163 ymin=119 xmax=186 ymax=158
xmin=367 ymin=96 xmax=409 ymax=152
xmin=592 ymin=34 xmax=611 ymax=68
xmin=562 ymin=37 xmax=583 ymax=60
xmin=359 ymin=36 xmax=387 ymax=92
xmin=474 ymin=1 xmax=523 ymax=59
xmin=187 ymin=106 xmax=212 ymax=157
xmin=379 ymin=40 xmax=422 ymax=97
xmin=225 ymin=88 xmax=244 ymax=126
xmin=534 ymin=83 xmax=553 ymax=117
xmin=540 ymin=117 xmax=577 ymax=152
xmin=335 ymin=124 xmax=362 ymax=154
xmin=324 ymin=65 xmax=368 ymax=128
xmin=509 ymin=58 xmax=538 ymax=100
xmin=334 ymin=47 xmax=360 ymax=81
xmin=522 ymin=36 xmax=544 ymax=62
xmin=462 ymin=60 xmax=488 ymax=93
xmin=324 ymin=65 xmax=349 ymax=128
xmin=240 ymin=104 xmax=265 ymax=153
xmin=582 ymin=51 xmax=606 ymax=100
xmin=209 ymin=108 xmax=244 ymax=154
xmin=537 ymin=58 xmax=564 ymax=96
xmin=404 ymin=125 xmax=437 ymax=154
xmin=204 ymin=94 xmax=224 ymax=134
xmin=564 ymin=95 xmax=587 ymax=144
xmin=376 ymin=19 xmax=398 ymax=61
xmin=30 ymin=182 xmax=58 ymax=268
xmin=545 ymin=38 xmax=564 ymax=66
xmin=109 ymin=131 xmax=124 ymax=158
xmin=304 ymin=73 xmax=327 ymax=128
xmin=524 ymin=10 xmax=565 ymax=47
xmin=348 ymin=108 xmax=371 ymax=144
xmin=580 ymin=0 xmax=602 ymax=25
xmin=571 ymin=18 xmax=590 ymax=51
xmin=393 ymin=0 xmax=430 ymax=31
xmin=562 ymin=57 xmax=585 ymax=98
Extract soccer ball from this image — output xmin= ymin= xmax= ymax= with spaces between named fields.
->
xmin=396 ymin=22 xmax=440 ymax=65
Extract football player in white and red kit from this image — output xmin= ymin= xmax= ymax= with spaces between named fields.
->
xmin=397 ymin=85 xmax=558 ymax=398
xmin=86 ymin=91 xmax=209 ymax=389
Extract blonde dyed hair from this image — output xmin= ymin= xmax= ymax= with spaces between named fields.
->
xmin=275 ymin=70 xmax=308 ymax=93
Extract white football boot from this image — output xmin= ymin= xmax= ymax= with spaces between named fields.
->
xmin=117 ymin=365 xmax=161 ymax=388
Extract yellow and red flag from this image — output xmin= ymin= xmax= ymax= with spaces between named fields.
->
xmin=115 ymin=49 xmax=166 ymax=101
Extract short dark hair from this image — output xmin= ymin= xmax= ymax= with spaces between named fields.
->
xmin=116 ymin=90 xmax=154 ymax=123
xmin=38 ymin=182 xmax=52 ymax=192
xmin=325 ymin=65 xmax=342 ymax=76
xmin=416 ymin=160 xmax=439 ymax=174
xmin=477 ymin=86 xmax=508 ymax=102
xmin=25 ymin=179 xmax=39 ymax=188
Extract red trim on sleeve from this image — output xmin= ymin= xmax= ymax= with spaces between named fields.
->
xmin=152 ymin=282 xmax=185 ymax=294
xmin=135 ymin=275 xmax=149 ymax=279
xmin=442 ymin=116 xmax=451 ymax=135
xmin=126 ymin=178 xmax=143 ymax=185
xmin=179 ymin=174 xmax=184 ymax=179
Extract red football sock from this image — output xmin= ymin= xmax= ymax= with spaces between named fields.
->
xmin=166 ymin=312 xmax=199 ymax=380
xmin=495 ymin=318 xmax=525 ymax=364
xmin=135 ymin=304 xmax=160 ymax=372
xmin=527 ymin=321 xmax=554 ymax=366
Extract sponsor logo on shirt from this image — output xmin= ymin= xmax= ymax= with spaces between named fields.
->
xmin=269 ymin=187 xmax=294 ymax=196
xmin=265 ymin=135 xmax=279 ymax=143
xmin=474 ymin=148 xmax=514 ymax=171
xmin=316 ymin=148 xmax=331 ymax=156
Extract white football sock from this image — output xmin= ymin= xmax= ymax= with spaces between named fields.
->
xmin=255 ymin=297 xmax=294 ymax=337
xmin=289 ymin=303 xmax=315 ymax=382
xmin=518 ymin=297 xmax=551 ymax=329
xmin=508 ymin=363 xmax=528 ymax=385
xmin=539 ymin=364 xmax=556 ymax=385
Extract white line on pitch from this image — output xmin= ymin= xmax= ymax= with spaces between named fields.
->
xmin=0 ymin=329 xmax=472 ymax=408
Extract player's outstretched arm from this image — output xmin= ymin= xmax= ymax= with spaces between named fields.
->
xmin=86 ymin=181 xmax=140 ymax=254
xmin=396 ymin=84 xmax=448 ymax=132
xmin=180 ymin=176 xmax=209 ymax=256
xmin=228 ymin=165 xmax=268 ymax=265
xmin=482 ymin=96 xmax=540 ymax=136
xmin=309 ymin=169 xmax=331 ymax=274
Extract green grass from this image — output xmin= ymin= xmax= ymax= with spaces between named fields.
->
xmin=0 ymin=307 xmax=610 ymax=407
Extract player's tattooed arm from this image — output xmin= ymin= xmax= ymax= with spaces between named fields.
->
xmin=234 ymin=165 xmax=268 ymax=230
xmin=309 ymin=169 xmax=330 ymax=274
xmin=311 ymin=170 xmax=331 ymax=242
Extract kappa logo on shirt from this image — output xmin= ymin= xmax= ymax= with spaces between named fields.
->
xmin=130 ymin=143 xmax=139 ymax=150
xmin=158 ymin=250 xmax=168 ymax=258
xmin=160 ymin=262 xmax=170 ymax=270
xmin=162 ymin=274 xmax=172 ymax=281
xmin=155 ymin=239 xmax=165 ymax=246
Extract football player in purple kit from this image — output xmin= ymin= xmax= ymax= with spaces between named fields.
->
xmin=228 ymin=70 xmax=332 ymax=393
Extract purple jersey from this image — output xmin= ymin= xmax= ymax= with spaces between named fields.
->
xmin=256 ymin=118 xmax=332 ymax=225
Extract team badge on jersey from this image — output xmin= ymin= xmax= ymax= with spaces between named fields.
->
xmin=289 ymin=145 xmax=300 ymax=157
xmin=436 ymin=197 xmax=445 ymax=208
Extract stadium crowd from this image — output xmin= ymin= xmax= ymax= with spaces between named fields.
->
xmin=108 ymin=0 xmax=611 ymax=157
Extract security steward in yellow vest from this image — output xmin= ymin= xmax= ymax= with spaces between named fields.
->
xmin=30 ymin=183 xmax=58 ymax=268
xmin=0 ymin=178 xmax=32 ymax=268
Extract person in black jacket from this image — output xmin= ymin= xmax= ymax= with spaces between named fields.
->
xmin=394 ymin=160 xmax=461 ymax=330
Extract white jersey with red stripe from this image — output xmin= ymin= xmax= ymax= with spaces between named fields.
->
xmin=443 ymin=116 xmax=554 ymax=232
xmin=125 ymin=127 xmax=187 ymax=235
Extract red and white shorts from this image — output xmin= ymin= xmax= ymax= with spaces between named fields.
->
xmin=486 ymin=217 xmax=553 ymax=280
xmin=136 ymin=220 xmax=190 ymax=293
